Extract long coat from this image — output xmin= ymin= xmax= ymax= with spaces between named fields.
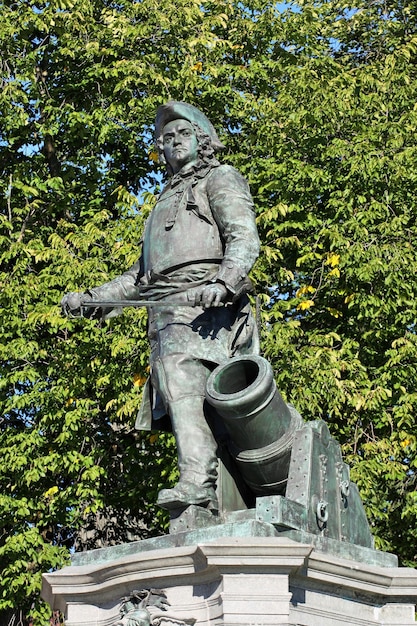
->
xmin=87 ymin=162 xmax=260 ymax=429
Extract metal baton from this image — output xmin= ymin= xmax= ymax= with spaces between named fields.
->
xmin=80 ymin=299 xmax=197 ymax=309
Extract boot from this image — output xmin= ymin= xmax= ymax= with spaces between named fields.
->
xmin=157 ymin=395 xmax=218 ymax=511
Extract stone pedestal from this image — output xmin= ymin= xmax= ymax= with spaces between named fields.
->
xmin=42 ymin=522 xmax=417 ymax=626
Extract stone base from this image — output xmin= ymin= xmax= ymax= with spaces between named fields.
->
xmin=42 ymin=523 xmax=417 ymax=626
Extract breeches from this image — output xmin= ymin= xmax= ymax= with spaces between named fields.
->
xmin=150 ymin=353 xmax=214 ymax=407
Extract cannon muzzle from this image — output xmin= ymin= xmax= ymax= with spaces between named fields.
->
xmin=206 ymin=355 xmax=302 ymax=495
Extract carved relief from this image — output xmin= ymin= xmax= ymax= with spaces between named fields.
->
xmin=115 ymin=589 xmax=196 ymax=626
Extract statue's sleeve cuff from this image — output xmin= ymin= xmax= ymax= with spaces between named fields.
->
xmin=84 ymin=289 xmax=98 ymax=299
xmin=84 ymin=288 xmax=123 ymax=319
xmin=213 ymin=260 xmax=249 ymax=295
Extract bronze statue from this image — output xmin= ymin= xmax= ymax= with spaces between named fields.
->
xmin=61 ymin=101 xmax=260 ymax=513
xmin=61 ymin=102 xmax=377 ymax=550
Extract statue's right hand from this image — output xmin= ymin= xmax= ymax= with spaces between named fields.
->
xmin=61 ymin=292 xmax=90 ymax=317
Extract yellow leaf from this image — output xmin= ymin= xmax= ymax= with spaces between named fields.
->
xmin=149 ymin=433 xmax=159 ymax=444
xmin=328 ymin=267 xmax=340 ymax=278
xmin=192 ymin=61 xmax=203 ymax=72
xmin=344 ymin=293 xmax=355 ymax=304
xmin=297 ymin=299 xmax=314 ymax=311
xmin=401 ymin=439 xmax=411 ymax=448
xmin=326 ymin=253 xmax=340 ymax=267
xmin=149 ymin=150 xmax=159 ymax=163
xmin=133 ymin=373 xmax=147 ymax=387
xmin=44 ymin=486 xmax=59 ymax=499
xmin=296 ymin=285 xmax=315 ymax=297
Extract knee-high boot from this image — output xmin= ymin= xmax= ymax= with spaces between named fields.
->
xmin=156 ymin=395 xmax=218 ymax=510
xmin=151 ymin=354 xmax=219 ymax=510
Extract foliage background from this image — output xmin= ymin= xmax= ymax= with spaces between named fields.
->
xmin=1 ymin=0 xmax=417 ymax=621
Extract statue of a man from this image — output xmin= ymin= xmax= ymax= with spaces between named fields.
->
xmin=61 ymin=101 xmax=260 ymax=512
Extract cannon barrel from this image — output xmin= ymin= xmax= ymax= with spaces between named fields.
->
xmin=206 ymin=355 xmax=302 ymax=495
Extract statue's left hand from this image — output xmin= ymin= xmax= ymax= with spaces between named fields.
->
xmin=199 ymin=283 xmax=228 ymax=308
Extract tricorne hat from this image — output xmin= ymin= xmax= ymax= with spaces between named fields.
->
xmin=155 ymin=101 xmax=225 ymax=151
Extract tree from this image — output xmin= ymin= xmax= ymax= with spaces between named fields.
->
xmin=1 ymin=0 xmax=417 ymax=621
xmin=249 ymin=0 xmax=417 ymax=566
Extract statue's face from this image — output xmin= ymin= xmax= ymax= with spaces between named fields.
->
xmin=162 ymin=119 xmax=198 ymax=174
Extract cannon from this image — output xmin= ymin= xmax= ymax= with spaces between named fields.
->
xmin=205 ymin=355 xmax=302 ymax=496
xmin=205 ymin=355 xmax=374 ymax=548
